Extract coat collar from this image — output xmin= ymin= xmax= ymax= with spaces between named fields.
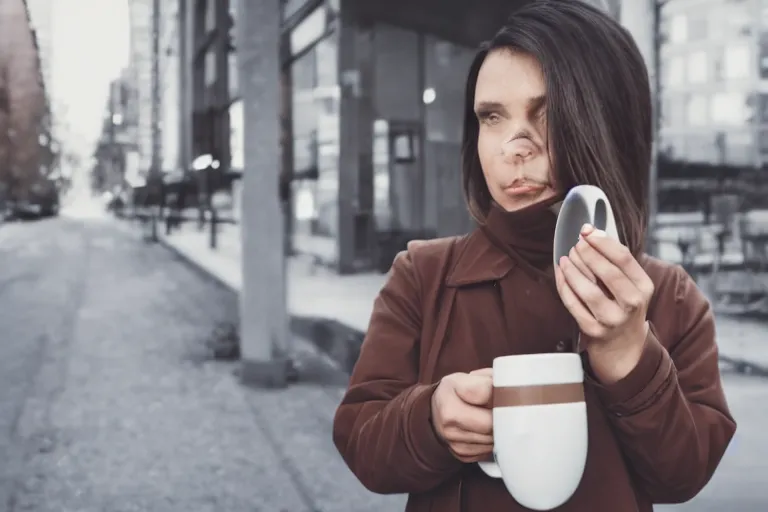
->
xmin=445 ymin=229 xmax=516 ymax=287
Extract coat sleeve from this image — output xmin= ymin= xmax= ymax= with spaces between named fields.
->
xmin=587 ymin=264 xmax=737 ymax=504
xmin=332 ymin=249 xmax=462 ymax=494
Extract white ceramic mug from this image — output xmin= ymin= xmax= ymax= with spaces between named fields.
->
xmin=478 ymin=353 xmax=588 ymax=511
xmin=553 ymin=184 xmax=619 ymax=269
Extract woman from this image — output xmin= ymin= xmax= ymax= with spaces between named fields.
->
xmin=333 ymin=1 xmax=736 ymax=510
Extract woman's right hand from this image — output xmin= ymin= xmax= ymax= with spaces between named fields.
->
xmin=430 ymin=369 xmax=494 ymax=463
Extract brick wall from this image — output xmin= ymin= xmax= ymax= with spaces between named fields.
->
xmin=0 ymin=0 xmax=46 ymax=199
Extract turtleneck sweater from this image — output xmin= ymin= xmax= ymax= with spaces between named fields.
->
xmin=480 ymin=195 xmax=564 ymax=273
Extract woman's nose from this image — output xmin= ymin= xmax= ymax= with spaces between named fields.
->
xmin=501 ymin=137 xmax=534 ymax=162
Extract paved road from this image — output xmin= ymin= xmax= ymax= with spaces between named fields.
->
xmin=0 ymin=214 xmax=764 ymax=511
xmin=0 ymin=214 xmax=399 ymax=512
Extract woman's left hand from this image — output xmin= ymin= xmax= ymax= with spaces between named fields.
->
xmin=554 ymin=224 xmax=654 ymax=381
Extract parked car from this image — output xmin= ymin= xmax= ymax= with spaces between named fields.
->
xmin=8 ymin=178 xmax=60 ymax=219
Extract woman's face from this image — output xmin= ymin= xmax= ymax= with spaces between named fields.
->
xmin=474 ymin=49 xmax=558 ymax=211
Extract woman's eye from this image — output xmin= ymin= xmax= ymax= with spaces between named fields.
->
xmin=479 ymin=112 xmax=501 ymax=125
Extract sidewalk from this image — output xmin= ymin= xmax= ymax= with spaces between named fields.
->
xmin=142 ymin=217 xmax=768 ymax=375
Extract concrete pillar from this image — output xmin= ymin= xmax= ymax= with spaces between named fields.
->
xmin=177 ymin=0 xmax=191 ymax=175
xmin=235 ymin=0 xmax=290 ymax=387
xmin=191 ymin=0 xmax=207 ymax=216
xmin=620 ymin=0 xmax=659 ymax=255
xmin=214 ymin=0 xmax=230 ymax=179
xmin=337 ymin=1 xmax=376 ymax=274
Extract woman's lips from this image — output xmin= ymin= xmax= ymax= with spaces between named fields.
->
xmin=503 ymin=183 xmax=548 ymax=196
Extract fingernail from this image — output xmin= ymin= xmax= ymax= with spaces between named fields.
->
xmin=580 ymin=223 xmax=593 ymax=234
xmin=590 ymin=229 xmax=607 ymax=238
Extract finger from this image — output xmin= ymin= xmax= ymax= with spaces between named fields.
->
xmin=454 ymin=375 xmax=493 ymax=407
xmin=443 ymin=427 xmax=494 ymax=445
xmin=469 ymin=368 xmax=493 ymax=378
xmin=580 ymin=223 xmax=596 ymax=237
xmin=449 ymin=442 xmax=493 ymax=460
xmin=562 ymin=256 xmax=626 ymax=328
xmin=560 ymin=256 xmax=611 ymax=313
xmin=556 ymin=262 xmax=608 ymax=337
xmin=568 ymin=244 xmax=597 ymax=283
xmin=574 ymin=239 xmax=642 ymax=310
xmin=583 ymin=228 xmax=655 ymax=298
xmin=449 ymin=403 xmax=493 ymax=436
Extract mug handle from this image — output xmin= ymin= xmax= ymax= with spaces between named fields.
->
xmin=477 ymin=451 xmax=503 ymax=478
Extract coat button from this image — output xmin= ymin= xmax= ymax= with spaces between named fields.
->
xmin=556 ymin=340 xmax=567 ymax=352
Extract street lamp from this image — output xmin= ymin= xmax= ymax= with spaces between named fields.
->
xmin=192 ymin=153 xmax=213 ymax=170
xmin=192 ymin=152 xmax=221 ymax=248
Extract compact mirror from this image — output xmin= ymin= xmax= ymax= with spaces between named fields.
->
xmin=553 ymin=185 xmax=619 ymax=269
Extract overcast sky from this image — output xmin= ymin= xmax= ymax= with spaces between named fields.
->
xmin=51 ymin=0 xmax=130 ymax=162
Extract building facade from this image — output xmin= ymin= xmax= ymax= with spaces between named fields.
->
xmin=160 ymin=0 xmax=181 ymax=175
xmin=174 ymin=0 xmax=636 ymax=273
xmin=24 ymin=0 xmax=53 ymax=104
xmin=0 ymin=0 xmax=47 ymax=201
xmin=659 ymin=0 xmax=759 ymax=168
xmin=273 ymin=0 xmax=540 ymax=273
xmin=127 ymin=0 xmax=156 ymax=177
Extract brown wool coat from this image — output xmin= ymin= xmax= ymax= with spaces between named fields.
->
xmin=333 ymin=229 xmax=736 ymax=511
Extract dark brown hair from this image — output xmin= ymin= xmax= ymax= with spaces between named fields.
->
xmin=461 ymin=0 xmax=652 ymax=255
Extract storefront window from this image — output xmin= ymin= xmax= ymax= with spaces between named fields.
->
xmin=710 ymin=91 xmax=750 ymax=126
xmin=719 ymin=1 xmax=751 ymax=39
xmin=659 ymin=135 xmax=685 ymax=161
xmin=724 ymin=44 xmax=751 ymax=80
xmin=663 ymin=56 xmax=686 ymax=88
xmin=313 ymin=31 xmax=340 ymax=239
xmin=686 ymin=94 xmax=708 ymax=126
xmin=762 ymin=4 xmax=768 ymax=29
xmin=290 ymin=25 xmax=339 ymax=243
xmin=204 ymin=0 xmax=216 ymax=31
xmin=422 ymin=35 xmax=475 ymax=234
xmin=687 ymin=13 xmax=707 ymax=41
xmin=228 ymin=0 xmax=239 ymax=100
xmin=712 ymin=50 xmax=724 ymax=82
xmin=759 ymin=129 xmax=768 ymax=156
xmin=687 ymin=51 xmax=707 ymax=84
xmin=424 ymin=37 xmax=474 ymax=144
xmin=662 ymin=93 xmax=687 ymax=128
xmin=229 ymin=100 xmax=244 ymax=171
xmin=282 ymin=0 xmax=310 ymax=22
xmin=759 ymin=94 xmax=768 ymax=124
xmin=668 ymin=14 xmax=687 ymax=44
xmin=760 ymin=34 xmax=768 ymax=80
xmin=684 ymin=133 xmax=718 ymax=164
xmin=723 ymin=131 xmax=754 ymax=166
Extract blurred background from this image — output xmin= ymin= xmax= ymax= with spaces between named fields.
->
xmin=0 ymin=0 xmax=765 ymax=510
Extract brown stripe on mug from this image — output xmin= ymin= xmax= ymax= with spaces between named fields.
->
xmin=492 ymin=382 xmax=584 ymax=408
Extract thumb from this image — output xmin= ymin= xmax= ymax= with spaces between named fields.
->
xmin=454 ymin=374 xmax=493 ymax=407
xmin=470 ymin=368 xmax=493 ymax=378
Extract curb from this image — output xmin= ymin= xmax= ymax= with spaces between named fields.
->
xmin=152 ymin=225 xmax=365 ymax=375
xmin=138 ymin=221 xmax=768 ymax=379
xmin=718 ymin=355 xmax=768 ymax=378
